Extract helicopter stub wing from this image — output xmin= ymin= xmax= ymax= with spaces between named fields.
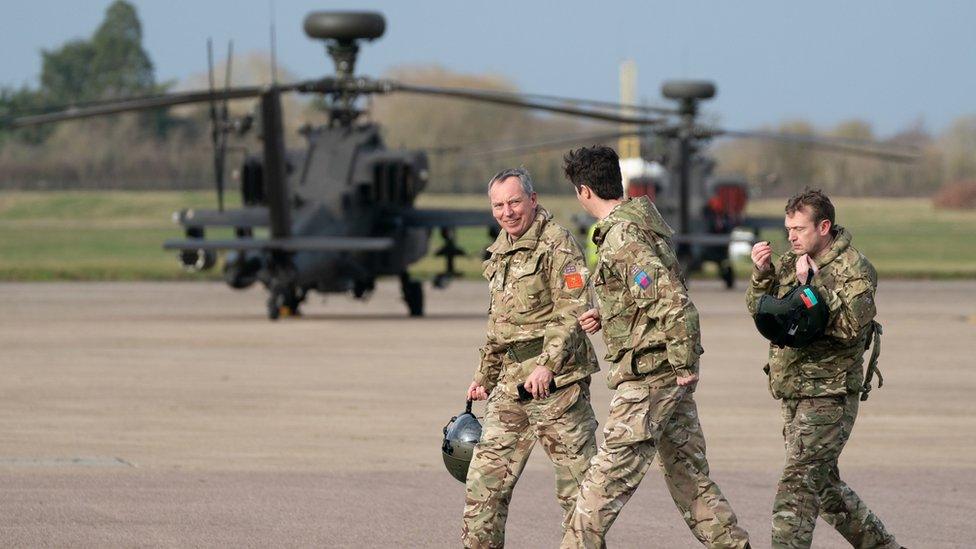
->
xmin=174 ymin=207 xmax=270 ymax=228
xmin=671 ymin=233 xmax=744 ymax=246
xmin=401 ymin=208 xmax=496 ymax=228
xmin=672 ymin=233 xmax=757 ymax=246
xmin=163 ymin=236 xmax=394 ymax=252
xmin=740 ymin=215 xmax=786 ymax=231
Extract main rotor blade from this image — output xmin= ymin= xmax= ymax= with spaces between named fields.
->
xmin=163 ymin=236 xmax=395 ymax=252
xmin=3 ymin=83 xmax=307 ymax=129
xmin=437 ymin=129 xmax=649 ymax=159
xmin=715 ymin=128 xmax=921 ymax=163
xmin=480 ymin=90 xmax=678 ymax=116
xmin=427 ymin=128 xmax=633 ymax=155
xmin=390 ymin=83 xmax=668 ymax=126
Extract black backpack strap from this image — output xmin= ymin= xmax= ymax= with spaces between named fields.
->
xmin=860 ymin=321 xmax=884 ymax=401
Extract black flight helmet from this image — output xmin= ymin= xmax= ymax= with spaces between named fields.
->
xmin=754 ymin=284 xmax=829 ymax=348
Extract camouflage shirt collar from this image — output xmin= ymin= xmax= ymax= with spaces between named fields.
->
xmin=591 ymin=201 xmax=627 ymax=246
xmin=486 ymin=206 xmax=551 ymax=254
xmin=813 ymin=226 xmax=852 ymax=268
xmin=592 ymin=197 xmax=672 ymax=246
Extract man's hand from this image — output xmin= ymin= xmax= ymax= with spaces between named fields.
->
xmin=751 ymin=241 xmax=773 ymax=272
xmin=523 ymin=365 xmax=554 ymax=399
xmin=796 ymin=254 xmax=819 ymax=285
xmin=578 ymin=308 xmax=602 ymax=334
xmin=676 ymin=372 xmax=699 ymax=387
xmin=467 ymin=381 xmax=489 ymax=401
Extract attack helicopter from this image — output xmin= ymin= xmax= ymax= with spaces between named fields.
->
xmin=4 ymin=11 xmax=918 ymax=314
xmin=615 ymin=80 xmax=916 ymax=287
xmin=435 ymin=79 xmax=918 ymax=288
xmin=1 ymin=11 xmax=674 ymax=319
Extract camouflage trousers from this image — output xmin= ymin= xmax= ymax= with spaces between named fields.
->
xmin=773 ymin=394 xmax=899 ymax=549
xmin=462 ymin=382 xmax=598 ymax=549
xmin=561 ymin=381 xmax=749 ymax=549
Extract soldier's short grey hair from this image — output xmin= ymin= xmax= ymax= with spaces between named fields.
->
xmin=487 ymin=167 xmax=535 ymax=196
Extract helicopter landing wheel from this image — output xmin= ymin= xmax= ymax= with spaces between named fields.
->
xmin=267 ymin=284 xmax=304 ymax=320
xmin=432 ymin=273 xmax=453 ymax=289
xmin=267 ymin=293 xmax=284 ymax=320
xmin=400 ymin=273 xmax=424 ymax=317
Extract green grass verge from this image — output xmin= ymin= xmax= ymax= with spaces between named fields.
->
xmin=745 ymin=198 xmax=976 ymax=278
xmin=0 ymin=191 xmax=973 ymax=281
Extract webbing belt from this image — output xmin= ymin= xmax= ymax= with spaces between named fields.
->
xmin=506 ymin=337 xmax=545 ymax=363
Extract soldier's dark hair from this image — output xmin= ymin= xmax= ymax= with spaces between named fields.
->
xmin=562 ymin=146 xmax=623 ymax=200
xmin=786 ymin=188 xmax=836 ymax=233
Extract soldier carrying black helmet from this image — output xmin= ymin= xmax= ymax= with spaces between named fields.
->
xmin=748 ymin=189 xmax=901 ymax=549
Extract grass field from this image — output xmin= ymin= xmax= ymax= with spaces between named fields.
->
xmin=1 ymin=191 xmax=974 ymax=280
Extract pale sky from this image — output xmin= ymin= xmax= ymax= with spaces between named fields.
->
xmin=3 ymin=0 xmax=974 ymax=136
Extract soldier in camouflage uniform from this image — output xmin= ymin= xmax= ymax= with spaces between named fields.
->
xmin=561 ymin=146 xmax=750 ymax=549
xmin=462 ymin=167 xmax=601 ymax=549
xmin=748 ymin=189 xmax=901 ymax=549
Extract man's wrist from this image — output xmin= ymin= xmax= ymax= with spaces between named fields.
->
xmin=532 ymin=363 xmax=554 ymax=376
xmin=752 ymin=263 xmax=773 ymax=277
xmin=473 ymin=372 xmax=494 ymax=389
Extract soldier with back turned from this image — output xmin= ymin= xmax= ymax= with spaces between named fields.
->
xmin=561 ymin=146 xmax=750 ymax=549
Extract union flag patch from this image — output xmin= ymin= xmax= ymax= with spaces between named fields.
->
xmin=563 ymin=264 xmax=584 ymax=289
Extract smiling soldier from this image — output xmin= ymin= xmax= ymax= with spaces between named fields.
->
xmin=461 ymin=167 xmax=600 ymax=548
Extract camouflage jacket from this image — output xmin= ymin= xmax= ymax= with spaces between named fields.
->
xmin=746 ymin=227 xmax=878 ymax=400
xmin=474 ymin=207 xmax=600 ymax=397
xmin=591 ymin=197 xmax=703 ymax=389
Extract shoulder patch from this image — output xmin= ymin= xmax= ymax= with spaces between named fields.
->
xmin=632 ymin=266 xmax=652 ymax=289
xmin=564 ymin=264 xmax=584 ymax=289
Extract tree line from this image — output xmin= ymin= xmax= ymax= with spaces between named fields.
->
xmin=1 ymin=1 xmax=973 ymax=199
xmin=711 ymin=117 xmax=976 ymax=198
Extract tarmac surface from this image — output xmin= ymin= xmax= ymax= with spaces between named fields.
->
xmin=1 ymin=279 xmax=974 ymax=547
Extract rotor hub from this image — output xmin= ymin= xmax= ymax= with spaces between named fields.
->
xmin=303 ymin=11 xmax=387 ymax=126
xmin=662 ymin=80 xmax=716 ymax=118
xmin=304 ymin=11 xmax=385 ymax=80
